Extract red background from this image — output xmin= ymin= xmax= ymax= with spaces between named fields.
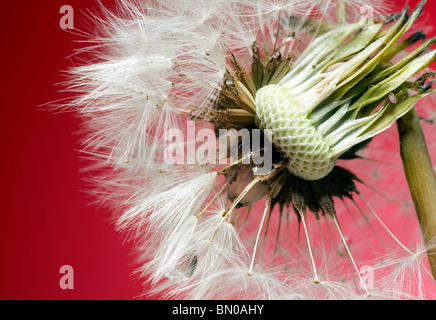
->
xmin=0 ymin=0 xmax=434 ymax=300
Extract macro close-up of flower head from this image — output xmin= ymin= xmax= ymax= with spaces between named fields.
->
xmin=63 ymin=0 xmax=436 ymax=299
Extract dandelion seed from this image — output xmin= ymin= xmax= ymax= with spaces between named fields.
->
xmin=65 ymin=0 xmax=436 ymax=299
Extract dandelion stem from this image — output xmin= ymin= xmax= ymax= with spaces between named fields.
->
xmin=397 ymin=107 xmax=436 ymax=280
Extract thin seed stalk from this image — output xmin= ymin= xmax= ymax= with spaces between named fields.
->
xmin=397 ymin=107 xmax=436 ymax=280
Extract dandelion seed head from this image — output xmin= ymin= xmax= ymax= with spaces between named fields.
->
xmin=65 ymin=0 xmax=436 ymax=299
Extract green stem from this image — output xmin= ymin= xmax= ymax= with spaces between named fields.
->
xmin=397 ymin=107 xmax=436 ymax=280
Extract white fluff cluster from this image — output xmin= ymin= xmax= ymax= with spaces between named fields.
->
xmin=66 ymin=0 xmax=436 ymax=300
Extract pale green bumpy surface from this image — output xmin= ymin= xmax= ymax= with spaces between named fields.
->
xmin=256 ymin=85 xmax=336 ymax=180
